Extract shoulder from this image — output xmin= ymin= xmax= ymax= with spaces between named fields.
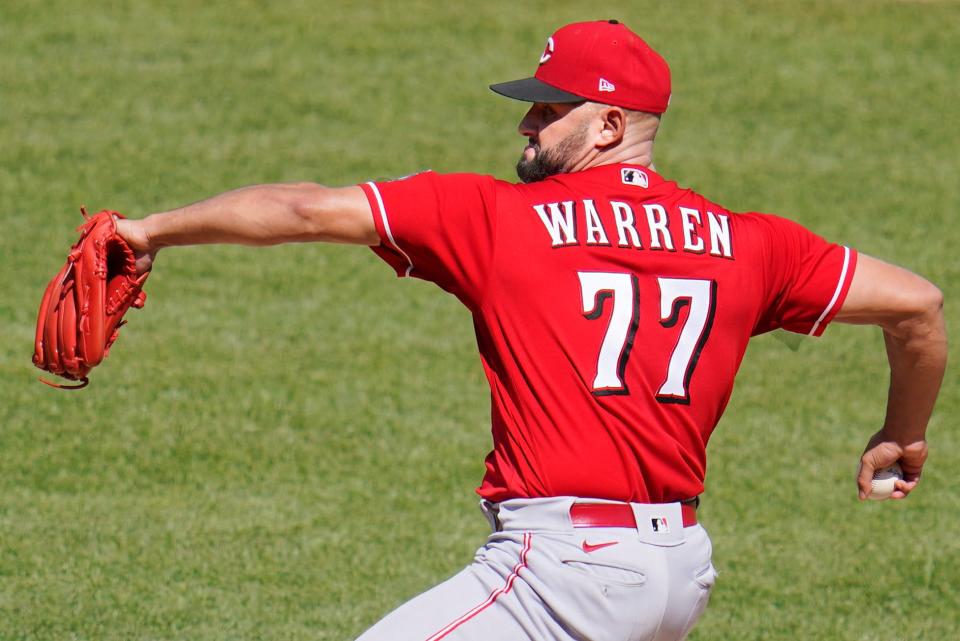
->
xmin=368 ymin=170 xmax=501 ymax=191
xmin=364 ymin=171 xmax=504 ymax=213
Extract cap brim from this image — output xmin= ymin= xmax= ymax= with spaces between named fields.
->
xmin=489 ymin=77 xmax=584 ymax=103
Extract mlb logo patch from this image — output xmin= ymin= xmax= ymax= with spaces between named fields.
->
xmin=651 ymin=517 xmax=670 ymax=533
xmin=621 ymin=168 xmax=649 ymax=188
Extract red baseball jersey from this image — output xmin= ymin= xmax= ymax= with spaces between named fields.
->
xmin=359 ymin=164 xmax=856 ymax=503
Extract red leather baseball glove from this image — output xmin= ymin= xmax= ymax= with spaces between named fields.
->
xmin=33 ymin=208 xmax=150 ymax=389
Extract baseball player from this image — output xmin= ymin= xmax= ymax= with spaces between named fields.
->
xmin=114 ymin=20 xmax=946 ymax=641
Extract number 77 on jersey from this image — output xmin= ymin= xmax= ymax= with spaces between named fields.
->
xmin=578 ymin=271 xmax=717 ymax=403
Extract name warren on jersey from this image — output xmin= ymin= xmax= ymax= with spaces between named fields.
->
xmin=360 ymin=164 xmax=855 ymax=505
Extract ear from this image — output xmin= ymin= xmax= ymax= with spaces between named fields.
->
xmin=596 ymin=106 xmax=627 ymax=149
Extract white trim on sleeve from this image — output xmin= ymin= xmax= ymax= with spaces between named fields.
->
xmin=366 ymin=181 xmax=414 ymax=277
xmin=808 ymin=246 xmax=851 ymax=336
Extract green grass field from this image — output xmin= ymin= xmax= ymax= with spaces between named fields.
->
xmin=1 ymin=1 xmax=958 ymax=639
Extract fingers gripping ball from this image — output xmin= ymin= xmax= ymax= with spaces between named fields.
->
xmin=33 ymin=208 xmax=150 ymax=389
xmin=869 ymin=463 xmax=903 ymax=501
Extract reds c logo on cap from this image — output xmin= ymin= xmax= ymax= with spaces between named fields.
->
xmin=490 ymin=21 xmax=672 ymax=114
xmin=539 ymin=36 xmax=555 ymax=64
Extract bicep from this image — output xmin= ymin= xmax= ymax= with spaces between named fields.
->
xmin=834 ymin=253 xmax=943 ymax=333
xmin=293 ymin=184 xmax=380 ymax=246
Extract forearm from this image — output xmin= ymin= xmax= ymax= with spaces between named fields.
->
xmin=837 ymin=254 xmax=947 ymax=444
xmin=142 ymin=183 xmax=321 ymax=249
xmin=880 ymin=308 xmax=947 ymax=444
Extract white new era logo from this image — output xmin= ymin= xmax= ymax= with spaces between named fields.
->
xmin=598 ymin=78 xmax=615 ymax=92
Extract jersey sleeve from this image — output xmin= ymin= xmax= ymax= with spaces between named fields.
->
xmin=359 ymin=171 xmax=499 ymax=308
xmin=749 ymin=213 xmax=857 ymax=337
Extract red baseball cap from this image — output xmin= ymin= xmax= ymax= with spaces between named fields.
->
xmin=490 ymin=20 xmax=671 ymax=114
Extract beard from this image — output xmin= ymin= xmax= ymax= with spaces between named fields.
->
xmin=515 ymin=123 xmax=590 ymax=184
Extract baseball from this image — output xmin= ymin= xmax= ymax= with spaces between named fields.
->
xmin=869 ymin=463 xmax=903 ymax=501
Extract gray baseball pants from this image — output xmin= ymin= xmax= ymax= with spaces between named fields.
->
xmin=355 ymin=496 xmax=717 ymax=641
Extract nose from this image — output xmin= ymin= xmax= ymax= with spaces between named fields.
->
xmin=518 ymin=106 xmax=539 ymax=138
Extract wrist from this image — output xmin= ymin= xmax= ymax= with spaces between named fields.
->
xmin=877 ymin=427 xmax=926 ymax=448
xmin=139 ymin=214 xmax=165 ymax=251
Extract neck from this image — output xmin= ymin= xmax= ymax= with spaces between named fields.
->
xmin=571 ymin=112 xmax=659 ymax=172
xmin=571 ymin=139 xmax=655 ymax=172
